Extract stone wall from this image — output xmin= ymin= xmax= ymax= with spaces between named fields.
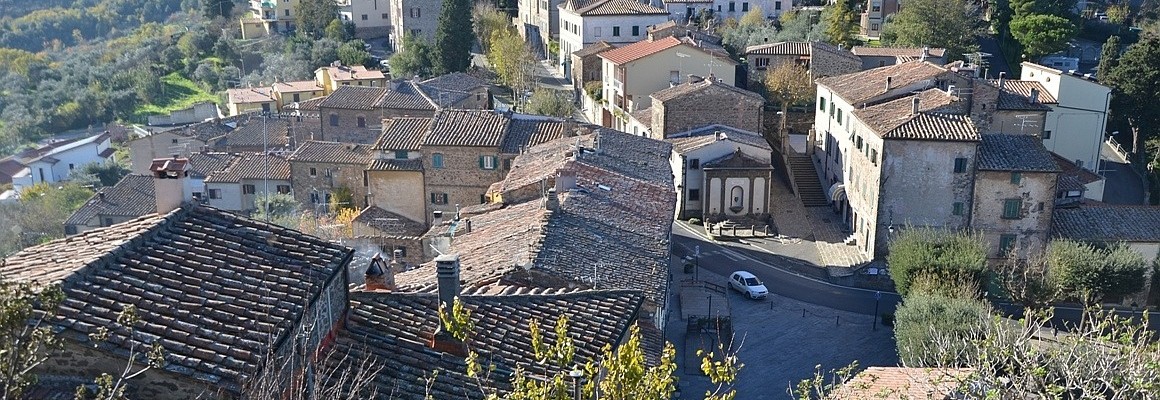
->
xmin=320 ymin=107 xmax=383 ymax=144
xmin=42 ymin=341 xmax=226 ymax=399
xmin=877 ymin=140 xmax=978 ymax=255
xmin=421 ymin=145 xmax=505 ymax=220
xmin=355 ymin=25 xmax=392 ymax=40
xmin=347 ymin=234 xmax=425 ymax=267
xmin=289 ymin=161 xmax=369 ymax=211
xmin=808 ymin=48 xmax=861 ymax=79
xmin=970 ymin=170 xmax=1056 ymax=259
xmin=652 ymin=86 xmax=764 ymax=138
xmin=367 ymin=169 xmax=426 ymax=224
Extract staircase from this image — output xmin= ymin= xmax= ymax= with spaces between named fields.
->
xmin=787 ymin=154 xmax=829 ymax=207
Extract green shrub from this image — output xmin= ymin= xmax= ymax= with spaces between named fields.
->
xmin=584 ymin=81 xmax=603 ymax=102
xmin=887 ymin=228 xmax=988 ymax=297
xmin=1047 ymin=240 xmax=1147 ymax=303
xmin=894 ymin=279 xmax=991 ymax=367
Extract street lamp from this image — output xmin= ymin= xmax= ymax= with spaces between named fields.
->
xmin=569 ymin=368 xmax=583 ymax=400
xmin=694 ymin=245 xmax=701 ymax=282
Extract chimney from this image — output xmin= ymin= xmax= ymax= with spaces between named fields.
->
xmin=431 ymin=253 xmax=467 ymax=356
xmin=464 ymin=219 xmax=472 ymax=234
xmin=911 ymin=97 xmax=920 ymax=114
xmin=364 ymin=254 xmax=395 ymax=291
xmin=149 ymin=157 xmax=190 ymax=214
xmin=98 ymin=191 xmax=106 ymax=201
xmin=885 ymin=76 xmax=893 ymax=92
xmin=921 ymin=46 xmax=930 ymax=61
xmin=563 ymin=116 xmax=578 ymax=137
xmin=545 ymin=187 xmax=559 ymax=211
xmin=433 ymin=210 xmax=443 ymax=226
xmin=997 ymin=72 xmax=1006 ymax=91
xmin=687 ymin=74 xmax=703 ymax=84
xmin=435 ymin=254 xmax=461 ymax=314
xmin=1029 ymin=88 xmax=1039 ymax=104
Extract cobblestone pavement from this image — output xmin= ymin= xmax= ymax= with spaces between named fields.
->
xmin=806 ymin=207 xmax=871 ymax=270
xmin=668 ymin=269 xmax=899 ymax=399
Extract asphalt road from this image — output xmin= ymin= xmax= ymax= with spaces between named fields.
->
xmin=671 ymin=223 xmax=903 ymax=318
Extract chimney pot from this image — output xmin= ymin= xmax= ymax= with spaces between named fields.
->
xmin=911 ymin=97 xmax=920 ymax=114
xmin=98 ymin=191 xmax=106 ymax=201
xmin=149 ymin=157 xmax=190 ymax=214
xmin=464 ymin=219 xmax=472 ymax=233
xmin=433 ymin=210 xmax=443 ymax=225
xmin=435 ymin=254 xmax=461 ymax=311
xmin=998 ymin=72 xmax=1006 ymax=91
xmin=364 ymin=254 xmax=395 ymax=291
xmin=1029 ymin=88 xmax=1039 ymax=104
xmin=885 ymin=76 xmax=893 ymax=92
xmin=921 ymin=46 xmax=930 ymax=61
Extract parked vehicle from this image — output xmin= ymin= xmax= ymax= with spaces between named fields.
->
xmin=729 ymin=270 xmax=768 ymax=300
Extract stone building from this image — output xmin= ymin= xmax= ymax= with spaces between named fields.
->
xmin=317 ymin=74 xmax=491 ymax=144
xmin=667 ymin=125 xmax=772 ymax=219
xmin=647 ymin=76 xmax=765 ymax=139
xmin=971 ymin=134 xmax=1060 ymax=260
xmin=4 ymin=199 xmax=352 ymax=399
xmin=851 ymin=46 xmax=947 ymax=69
xmin=570 ymin=41 xmax=616 ymax=92
xmin=204 ymin=153 xmax=292 ymax=213
xmin=701 ymin=148 xmax=774 ymax=223
xmin=744 ymin=41 xmax=861 ymax=84
xmin=339 ymin=0 xmax=392 ymax=39
xmin=287 ymin=140 xmax=377 ymax=211
xmin=858 ymin=0 xmax=899 ymax=38
xmin=314 ymin=64 xmax=388 ymax=94
xmin=369 ymin=117 xmax=429 ymax=224
xmin=351 ymin=205 xmax=428 ymax=267
xmin=390 ymin=0 xmax=441 ymax=52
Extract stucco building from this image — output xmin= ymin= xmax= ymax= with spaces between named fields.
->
xmin=666 ymin=125 xmax=773 ymax=220
xmin=390 ymin=0 xmax=441 ymax=52
xmin=971 ymin=134 xmax=1060 ymax=260
xmin=859 ymin=0 xmax=899 ymax=38
xmin=557 ymin=0 xmax=670 ymax=77
xmin=339 ymin=0 xmax=392 ymax=39
xmin=204 ymin=153 xmax=292 ymax=213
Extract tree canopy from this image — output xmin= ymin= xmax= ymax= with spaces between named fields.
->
xmin=1010 ymin=14 xmax=1076 ymax=59
xmin=885 ymin=228 xmax=988 ymax=296
xmin=434 ymin=0 xmax=474 ymax=74
xmin=1102 ymin=35 xmax=1160 ymax=158
xmin=295 ymin=0 xmax=340 ymax=39
xmin=823 ymin=0 xmax=858 ymax=49
xmin=880 ymin=0 xmax=982 ymax=61
xmin=390 ymin=34 xmax=437 ymax=78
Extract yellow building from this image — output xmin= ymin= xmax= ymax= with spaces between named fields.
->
xmin=242 ymin=0 xmax=298 ymax=39
xmin=314 ymin=64 xmax=389 ymax=95
xmin=226 ymin=87 xmax=276 ymax=116
xmin=272 ymin=81 xmax=326 ymax=109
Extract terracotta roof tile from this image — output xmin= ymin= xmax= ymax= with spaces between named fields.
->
xmin=499 ymin=117 xmax=566 ymax=154
xmin=2 ymin=205 xmax=351 ymax=393
xmin=666 ymin=125 xmax=770 ymax=153
xmin=977 ymin=134 xmax=1059 ymax=172
xmin=599 ymin=37 xmax=682 ymax=64
xmin=378 ymin=82 xmax=438 ymax=110
xmin=423 ymin=109 xmax=510 ymax=147
xmin=353 ymin=206 xmax=427 ymax=237
xmin=818 ymin=61 xmax=951 ymax=105
xmin=416 ymin=72 xmax=488 ymax=107
xmin=374 ymin=117 xmax=432 ymax=151
xmin=572 ymin=41 xmax=617 ymax=57
xmin=851 ymin=46 xmax=948 ymax=58
xmin=568 ymin=0 xmax=668 ymax=15
xmin=205 ymin=153 xmax=290 ymax=183
xmin=64 ymin=174 xmax=156 ymax=226
xmin=227 ymin=87 xmax=274 ymax=104
xmin=319 ymin=86 xmax=389 ymax=110
xmin=288 ymin=140 xmax=375 ymax=164
xmin=272 ymin=80 xmax=323 ymax=93
xmin=745 ymin=41 xmax=811 ymax=56
xmin=651 ymin=77 xmax=763 ymax=102
xmin=320 ymin=64 xmax=386 ymax=82
xmin=989 ymin=79 xmax=1058 ymax=104
xmin=366 ymin=158 xmax=424 ymax=171
xmin=187 ymin=153 xmax=240 ymax=178
xmin=831 ymin=367 xmax=971 ymax=399
xmin=1053 ymin=203 xmax=1160 ymax=242
xmin=326 ymin=290 xmax=643 ymax=399
xmin=853 ymin=89 xmax=979 ymax=141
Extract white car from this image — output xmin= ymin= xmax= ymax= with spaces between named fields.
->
xmin=729 ymin=271 xmax=768 ymax=300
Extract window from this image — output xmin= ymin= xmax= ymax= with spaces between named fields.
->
xmin=670 ymin=70 xmax=680 ymax=84
xmin=243 ymin=184 xmax=256 ymax=194
xmin=632 ymin=26 xmax=639 ymax=36
xmin=192 ymin=192 xmax=203 ymax=200
xmin=479 ymin=155 xmax=498 ymax=170
xmin=594 ymin=27 xmax=601 ymax=37
xmin=209 ymin=189 xmax=222 ymax=199
xmin=1075 ymin=160 xmax=1084 ymax=168
xmin=729 ymin=2 xmax=735 ymax=11
xmin=689 ymin=188 xmax=700 ymax=200
xmin=293 ymin=93 xmax=300 ymax=102
xmin=284 ymin=9 xmax=290 ymax=16
xmin=819 ymin=97 xmax=825 ymax=111
xmin=689 ymin=158 xmax=700 ymax=170
xmin=742 ymin=2 xmax=749 ymax=11
xmin=717 ymin=5 xmax=721 ymax=11
xmin=480 ymin=194 xmax=487 ymax=204
xmin=310 ymin=192 xmax=320 ymax=203
xmin=430 ymin=192 xmax=449 ymax=204
xmin=410 ymin=7 xmax=421 ymax=17
xmin=394 ymin=150 xmax=408 ymax=159
xmin=329 ymin=114 xmax=339 ymax=126
xmin=953 ymin=202 xmax=964 ymax=216
xmin=829 ymin=101 xmax=834 ymax=115
xmin=432 ymin=153 xmax=444 ymax=168
xmin=871 ymin=23 xmax=880 ymax=31
xmin=68 ymin=163 xmax=74 ymax=170
xmin=261 ymin=103 xmax=271 ymax=112
xmin=361 ymin=14 xmax=368 ymax=20
xmin=870 ymin=149 xmax=878 ymax=165
xmin=871 ymin=2 xmax=881 ymax=12
xmin=1010 ymin=172 xmax=1022 ymax=184
xmin=310 ymin=167 xmax=317 ymax=176
xmin=756 ymin=57 xmax=770 ymax=69
xmin=503 ymin=158 xmax=512 ymax=170
xmin=1002 ymin=199 xmax=1022 ymax=219
xmin=612 ymin=26 xmax=620 ymax=36
xmin=836 ymin=108 xmax=843 ymax=124
xmin=855 ymin=135 xmax=862 ymax=150
xmin=357 ymin=116 xmax=366 ymax=128
xmin=411 ymin=28 xmax=421 ymax=35
xmin=277 ymin=185 xmax=291 ymax=194
xmin=1043 ymin=130 xmax=1052 ymax=139
xmin=774 ymin=1 xmax=780 ymax=9
xmin=65 ymin=225 xmax=77 ymax=235
xmin=999 ymin=234 xmax=1017 ymax=254
xmin=395 ymin=246 xmax=407 ymax=257
xmin=172 ymin=138 xmax=179 ymax=144
xmin=953 ymin=157 xmax=967 ymax=173
xmin=382 ymin=13 xmax=388 ymax=19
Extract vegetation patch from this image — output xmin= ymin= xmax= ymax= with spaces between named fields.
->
xmin=132 ymin=72 xmax=220 ymax=123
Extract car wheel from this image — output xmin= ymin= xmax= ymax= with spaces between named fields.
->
xmin=747 ymin=291 xmax=755 ymax=300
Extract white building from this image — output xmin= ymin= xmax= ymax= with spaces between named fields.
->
xmin=339 ymin=0 xmax=392 ymax=39
xmin=7 ymin=133 xmax=114 ymax=194
xmin=666 ymin=125 xmax=772 ymax=219
xmin=1017 ymin=61 xmax=1109 ymax=201
xmin=204 ymin=153 xmax=292 ymax=212
xmin=558 ymin=0 xmax=670 ymax=77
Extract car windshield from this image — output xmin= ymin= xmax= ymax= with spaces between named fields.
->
xmin=744 ymin=277 xmax=761 ymax=286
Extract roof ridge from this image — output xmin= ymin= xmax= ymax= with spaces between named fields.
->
xmin=57 ymin=207 xmax=185 ymax=286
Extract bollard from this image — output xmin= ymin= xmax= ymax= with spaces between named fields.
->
xmin=836 ymin=316 xmax=840 ymax=326
xmin=802 ymin=308 xmax=806 ymax=317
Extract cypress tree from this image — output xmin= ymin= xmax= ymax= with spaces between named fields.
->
xmin=434 ymin=0 xmax=475 ymax=74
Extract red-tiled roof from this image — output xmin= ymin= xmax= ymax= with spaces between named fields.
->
xmin=599 ymin=37 xmax=682 ymax=64
xmin=227 ymin=87 xmax=275 ymax=104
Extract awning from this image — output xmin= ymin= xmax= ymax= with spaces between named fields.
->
xmin=827 ymin=183 xmax=846 ymax=202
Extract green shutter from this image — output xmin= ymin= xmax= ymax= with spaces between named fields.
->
xmin=478 ymin=156 xmax=484 ymax=169
xmin=442 ymin=194 xmax=449 ymax=204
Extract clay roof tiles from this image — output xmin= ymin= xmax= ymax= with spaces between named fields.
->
xmin=374 ymin=117 xmax=433 ymax=151
xmin=500 ymin=117 xmax=567 ymax=154
xmin=1053 ymin=203 xmax=1160 ymax=242
xmin=352 ymin=205 xmax=428 ymax=237
xmin=204 ymin=153 xmax=290 ymax=183
xmin=64 ymin=174 xmax=156 ymax=226
xmin=817 ymin=61 xmax=951 ymax=105
xmin=423 ymin=109 xmax=510 ymax=147
xmin=572 ymin=40 xmax=617 ymax=57
xmin=851 ymin=46 xmax=948 ymax=58
xmin=288 ymin=140 xmax=376 ymax=164
xmin=2 ymin=206 xmax=351 ymax=393
xmin=853 ymin=89 xmax=979 ymax=142
xmin=598 ymin=37 xmax=682 ymax=64
xmin=977 ymin=134 xmax=1060 ymax=172
xmin=326 ymin=290 xmax=643 ymax=399
xmin=567 ymin=0 xmax=668 ymax=15
xmin=227 ymin=87 xmax=275 ymax=104
xmin=187 ymin=152 xmax=240 ymax=178
xmin=830 ymin=367 xmax=971 ymax=399
xmin=366 ymin=158 xmax=424 ymax=171
xmin=651 ymin=77 xmax=764 ymax=102
xmin=319 ymin=86 xmax=390 ymax=110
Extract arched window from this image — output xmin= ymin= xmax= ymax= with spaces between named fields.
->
xmin=729 ymin=186 xmax=744 ymax=212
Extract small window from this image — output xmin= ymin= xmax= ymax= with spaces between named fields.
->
xmin=829 ymin=101 xmax=835 ymax=115
xmin=394 ymin=150 xmax=408 ymax=159
xmin=953 ymin=157 xmax=967 ymax=173
xmin=952 ymin=202 xmax=964 ymax=216
xmin=361 ymin=14 xmax=368 ymax=20
xmin=480 ymin=155 xmax=497 ymax=170
xmin=310 ymin=167 xmax=317 ymax=176
xmin=819 ymin=97 xmax=825 ymax=111
xmin=357 ymin=116 xmax=366 ymax=128
xmin=209 ymin=189 xmax=222 ymax=199
xmin=1043 ymin=130 xmax=1052 ymax=139
xmin=293 ymin=93 xmax=300 ymax=102
xmin=65 ymin=225 xmax=77 ymax=235
xmin=430 ymin=192 xmax=449 ymax=204
xmin=836 ymin=108 xmax=843 ymax=124
xmin=285 ymin=9 xmax=290 ymax=16
xmin=689 ymin=158 xmax=700 ymax=170
xmin=613 ymin=26 xmax=620 ymax=36
xmin=277 ymin=185 xmax=291 ymax=194
xmin=480 ymin=194 xmax=487 ymax=204
xmin=329 ymin=114 xmax=339 ymax=126
xmin=243 ymin=184 xmax=256 ymax=195
xmin=689 ymin=188 xmax=700 ymax=200
xmin=756 ymin=57 xmax=770 ymax=68
xmin=999 ymin=234 xmax=1017 ymax=255
xmin=1002 ymin=199 xmax=1022 ymax=219
xmin=870 ymin=149 xmax=878 ymax=165
xmin=432 ymin=153 xmax=445 ymax=168
xmin=382 ymin=13 xmax=389 ymax=19
xmin=172 ymin=138 xmax=179 ymax=144
xmin=729 ymin=1 xmax=735 ymax=11
xmin=310 ymin=192 xmax=320 ymax=203
xmin=632 ymin=26 xmax=639 ymax=36
xmin=742 ymin=2 xmax=749 ymax=11
xmin=69 ymin=163 xmax=75 ymax=170
xmin=503 ymin=158 xmax=512 ymax=170
xmin=774 ymin=2 xmax=780 ymax=9
xmin=395 ymin=246 xmax=407 ymax=257
xmin=1010 ymin=172 xmax=1022 ymax=184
